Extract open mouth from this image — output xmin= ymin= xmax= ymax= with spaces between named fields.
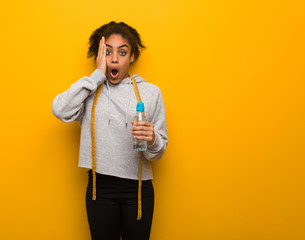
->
xmin=110 ymin=68 xmax=119 ymax=79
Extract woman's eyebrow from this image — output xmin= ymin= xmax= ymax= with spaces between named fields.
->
xmin=118 ymin=44 xmax=129 ymax=48
xmin=106 ymin=44 xmax=129 ymax=48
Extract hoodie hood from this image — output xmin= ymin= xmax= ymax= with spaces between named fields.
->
xmin=120 ymin=74 xmax=147 ymax=84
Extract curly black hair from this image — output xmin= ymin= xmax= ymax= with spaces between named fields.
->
xmin=87 ymin=21 xmax=145 ymax=63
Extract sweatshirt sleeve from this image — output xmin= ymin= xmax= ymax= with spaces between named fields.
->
xmin=143 ymin=88 xmax=168 ymax=161
xmin=52 ymin=69 xmax=106 ymax=123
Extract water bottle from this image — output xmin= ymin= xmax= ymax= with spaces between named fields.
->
xmin=133 ymin=102 xmax=147 ymax=151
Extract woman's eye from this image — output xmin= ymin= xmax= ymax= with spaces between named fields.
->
xmin=120 ymin=51 xmax=126 ymax=56
xmin=106 ymin=50 xmax=111 ymax=55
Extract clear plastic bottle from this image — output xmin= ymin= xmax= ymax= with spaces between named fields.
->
xmin=133 ymin=102 xmax=147 ymax=151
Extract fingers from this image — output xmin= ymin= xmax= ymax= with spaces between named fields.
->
xmin=99 ymin=37 xmax=105 ymax=55
xmin=131 ymin=127 xmax=153 ymax=135
xmin=131 ymin=121 xmax=154 ymax=136
xmin=102 ymin=37 xmax=106 ymax=54
xmin=101 ymin=37 xmax=106 ymax=58
xmin=132 ymin=121 xmax=153 ymax=127
xmin=131 ymin=121 xmax=154 ymax=134
xmin=102 ymin=37 xmax=106 ymax=71
xmin=133 ymin=135 xmax=152 ymax=141
xmin=132 ymin=129 xmax=154 ymax=136
xmin=132 ymin=130 xmax=154 ymax=141
xmin=131 ymin=121 xmax=155 ymax=144
xmin=97 ymin=37 xmax=106 ymax=74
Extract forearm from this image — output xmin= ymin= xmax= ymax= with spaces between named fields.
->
xmin=144 ymin=133 xmax=168 ymax=161
xmin=52 ymin=69 xmax=106 ymax=122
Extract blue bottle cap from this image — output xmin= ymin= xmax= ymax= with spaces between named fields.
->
xmin=136 ymin=102 xmax=145 ymax=111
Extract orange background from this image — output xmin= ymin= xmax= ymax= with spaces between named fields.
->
xmin=1 ymin=0 xmax=305 ymax=239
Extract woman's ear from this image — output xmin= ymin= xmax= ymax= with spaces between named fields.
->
xmin=130 ymin=53 xmax=135 ymax=63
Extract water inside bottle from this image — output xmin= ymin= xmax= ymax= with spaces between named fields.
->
xmin=133 ymin=104 xmax=147 ymax=151
xmin=133 ymin=140 xmax=147 ymax=151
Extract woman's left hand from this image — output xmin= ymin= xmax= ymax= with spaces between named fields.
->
xmin=131 ymin=121 xmax=155 ymax=146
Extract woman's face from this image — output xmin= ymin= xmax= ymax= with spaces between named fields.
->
xmin=105 ymin=34 xmax=134 ymax=84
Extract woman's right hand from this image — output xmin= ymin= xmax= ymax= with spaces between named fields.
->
xmin=96 ymin=36 xmax=106 ymax=74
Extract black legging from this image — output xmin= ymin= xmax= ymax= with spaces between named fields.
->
xmin=86 ymin=170 xmax=154 ymax=240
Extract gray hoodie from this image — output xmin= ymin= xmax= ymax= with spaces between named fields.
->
xmin=52 ymin=69 xmax=168 ymax=180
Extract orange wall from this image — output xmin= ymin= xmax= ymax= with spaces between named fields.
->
xmin=1 ymin=0 xmax=305 ymax=239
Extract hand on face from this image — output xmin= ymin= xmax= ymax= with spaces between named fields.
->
xmin=96 ymin=37 xmax=106 ymax=74
xmin=131 ymin=121 xmax=155 ymax=146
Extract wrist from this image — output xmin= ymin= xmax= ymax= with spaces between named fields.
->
xmin=97 ymin=67 xmax=106 ymax=75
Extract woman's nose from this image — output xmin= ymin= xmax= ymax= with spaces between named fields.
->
xmin=111 ymin=53 xmax=119 ymax=63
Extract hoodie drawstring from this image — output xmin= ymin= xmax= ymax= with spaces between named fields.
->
xmin=106 ymin=80 xmax=111 ymax=125
xmin=106 ymin=79 xmax=132 ymax=127
xmin=125 ymin=79 xmax=132 ymax=127
xmin=90 ymin=75 xmax=143 ymax=220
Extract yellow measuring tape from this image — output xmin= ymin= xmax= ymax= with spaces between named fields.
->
xmin=90 ymin=75 xmax=143 ymax=220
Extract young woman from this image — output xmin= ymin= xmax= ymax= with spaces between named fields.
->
xmin=52 ymin=21 xmax=168 ymax=240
